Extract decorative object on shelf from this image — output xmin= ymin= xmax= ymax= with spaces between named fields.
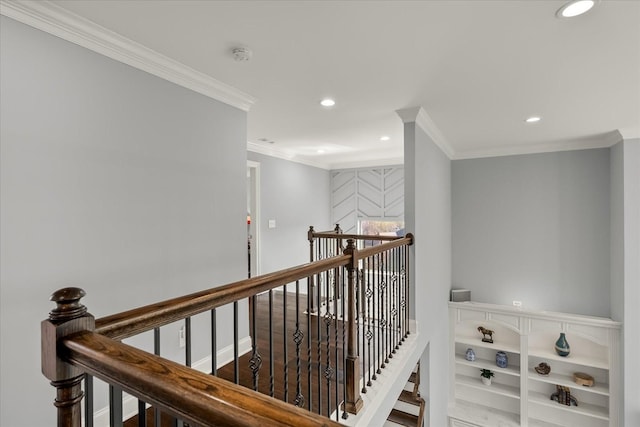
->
xmin=554 ymin=332 xmax=571 ymax=357
xmin=477 ymin=326 xmax=494 ymax=343
xmin=495 ymin=351 xmax=508 ymax=368
xmin=534 ymin=362 xmax=551 ymax=376
xmin=480 ymin=369 xmax=494 ymax=386
xmin=465 ymin=348 xmax=476 ymax=362
xmin=573 ymin=372 xmax=595 ymax=387
xmin=550 ymin=385 xmax=578 ymax=406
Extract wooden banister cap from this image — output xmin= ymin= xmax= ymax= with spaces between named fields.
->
xmin=49 ymin=287 xmax=87 ymax=322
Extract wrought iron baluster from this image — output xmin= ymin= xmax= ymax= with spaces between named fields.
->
xmin=233 ymin=301 xmax=239 ymax=384
xmin=185 ymin=317 xmax=192 ymax=367
xmin=154 ymin=327 xmax=161 ymax=427
xmin=210 ymin=309 xmax=217 ymax=376
xmin=250 ymin=295 xmax=262 ymax=391
xmin=316 ymin=271 xmax=323 ymax=413
xmin=365 ymin=257 xmax=373 ymax=388
xmin=341 ymin=265 xmax=348 ymax=420
xmin=294 ymin=280 xmax=305 ymax=408
xmin=324 ymin=279 xmax=333 ymax=417
xmin=137 ymin=399 xmax=146 ymax=427
xmin=306 ymin=276 xmax=313 ymax=412
xmin=333 ymin=270 xmax=340 ymax=422
xmin=283 ymin=284 xmax=289 ymax=403
xmin=269 ymin=289 xmax=274 ymax=397
xmin=109 ymin=385 xmax=123 ymax=427
xmin=84 ymin=375 xmax=93 ymax=427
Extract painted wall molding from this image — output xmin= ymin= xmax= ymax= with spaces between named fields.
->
xmin=0 ymin=0 xmax=256 ymax=111
xmin=397 ymin=106 xmax=456 ymax=159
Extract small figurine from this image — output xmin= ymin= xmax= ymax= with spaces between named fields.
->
xmin=478 ymin=326 xmax=494 ymax=343
xmin=535 ymin=362 xmax=551 ymax=376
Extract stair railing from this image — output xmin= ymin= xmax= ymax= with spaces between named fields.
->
xmin=42 ymin=233 xmax=413 ymax=427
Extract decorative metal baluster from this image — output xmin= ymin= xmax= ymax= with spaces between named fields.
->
xmin=137 ymin=399 xmax=146 ymax=427
xmin=365 ymin=257 xmax=373 ymax=388
xmin=210 ymin=309 xmax=217 ymax=376
xmin=294 ymin=280 xmax=305 ymax=407
xmin=250 ymin=295 xmax=262 ymax=391
xmin=376 ymin=252 xmax=383 ymax=374
xmin=306 ymin=276 xmax=313 ymax=412
xmin=154 ymin=328 xmax=161 ymax=427
xmin=391 ymin=250 xmax=398 ymax=356
xmin=283 ymin=284 xmax=289 ymax=403
xmin=395 ymin=246 xmax=402 ymax=348
xmin=405 ymin=241 xmax=411 ymax=338
xmin=380 ymin=251 xmax=388 ymax=367
xmin=233 ymin=301 xmax=239 ymax=384
xmin=324 ymin=277 xmax=333 ymax=417
xmin=371 ymin=254 xmax=378 ymax=381
xmin=333 ymin=271 xmax=340 ymax=421
xmin=341 ymin=265 xmax=348 ymax=420
xmin=316 ymin=271 xmax=323 ymax=413
xmin=185 ymin=317 xmax=192 ymax=367
xmin=109 ymin=385 xmax=123 ymax=427
xmin=84 ymin=375 xmax=93 ymax=427
xmin=269 ymin=290 xmax=275 ymax=397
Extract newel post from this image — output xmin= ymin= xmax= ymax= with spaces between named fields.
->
xmin=308 ymin=226 xmax=317 ymax=313
xmin=343 ymin=239 xmax=363 ymax=414
xmin=42 ymin=287 xmax=95 ymax=427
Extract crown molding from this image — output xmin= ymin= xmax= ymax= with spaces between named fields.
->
xmin=453 ymin=130 xmax=624 ymax=160
xmin=0 ymin=0 xmax=256 ymax=111
xmin=396 ymin=107 xmax=456 ymax=159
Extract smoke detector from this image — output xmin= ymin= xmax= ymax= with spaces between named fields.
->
xmin=232 ymin=47 xmax=252 ymax=61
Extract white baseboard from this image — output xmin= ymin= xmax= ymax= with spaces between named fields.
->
xmin=90 ymin=336 xmax=253 ymax=427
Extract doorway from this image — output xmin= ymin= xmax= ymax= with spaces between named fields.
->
xmin=247 ymin=161 xmax=260 ymax=278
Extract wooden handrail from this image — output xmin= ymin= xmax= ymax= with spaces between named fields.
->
xmin=62 ymin=331 xmax=343 ymax=427
xmin=354 ymin=234 xmax=413 ymax=260
xmin=310 ymin=231 xmax=401 ymax=241
xmin=96 ymin=255 xmax=350 ymax=340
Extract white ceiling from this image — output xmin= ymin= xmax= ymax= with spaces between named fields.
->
xmin=44 ymin=1 xmax=640 ymax=168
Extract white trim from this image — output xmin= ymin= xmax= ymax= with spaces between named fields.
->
xmin=247 ymin=160 xmax=261 ymax=276
xmin=247 ymin=141 xmax=330 ymax=170
xmin=329 ymin=156 xmax=405 ymax=170
xmin=453 ymin=129 xmax=624 ymax=160
xmin=0 ymin=0 xmax=256 ymax=111
xmin=396 ymin=107 xmax=456 ymax=159
xmin=91 ymin=336 xmax=253 ymax=427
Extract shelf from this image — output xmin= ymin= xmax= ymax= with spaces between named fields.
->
xmin=455 ymin=354 xmax=520 ymax=377
xmin=528 ymin=348 xmax=608 ymax=370
xmin=529 ymin=391 xmax=609 ymax=421
xmin=449 ymin=399 xmax=520 ymax=427
xmin=528 ymin=369 xmax=609 ymax=396
xmin=456 ymin=373 xmax=520 ymax=399
xmin=455 ymin=336 xmax=519 ymax=354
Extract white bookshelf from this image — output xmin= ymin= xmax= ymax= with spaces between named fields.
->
xmin=448 ymin=302 xmax=621 ymax=427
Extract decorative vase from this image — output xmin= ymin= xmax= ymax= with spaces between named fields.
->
xmin=555 ymin=333 xmax=570 ymax=357
xmin=465 ymin=348 xmax=476 ymax=362
xmin=481 ymin=376 xmax=491 ymax=386
xmin=496 ymin=351 xmax=508 ymax=368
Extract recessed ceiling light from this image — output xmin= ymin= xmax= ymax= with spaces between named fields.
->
xmin=320 ymin=98 xmax=335 ymax=107
xmin=556 ymin=0 xmax=596 ymax=18
xmin=525 ymin=116 xmax=542 ymax=123
xmin=380 ymin=136 xmax=390 ymax=141
xmin=317 ymin=149 xmax=326 ymax=154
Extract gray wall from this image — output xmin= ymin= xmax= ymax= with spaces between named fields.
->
xmin=1 ymin=17 xmax=247 ymax=427
xmin=452 ymin=149 xmax=611 ymax=317
xmin=247 ymin=152 xmax=331 ymax=273
xmin=404 ymin=120 xmax=452 ymax=427
xmin=611 ymin=139 xmax=640 ymax=426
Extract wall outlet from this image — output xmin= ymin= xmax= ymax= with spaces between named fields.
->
xmin=178 ymin=326 xmax=185 ymax=348
xmin=512 ymin=300 xmax=522 ymax=308
xmin=268 ymin=219 xmax=276 ymax=229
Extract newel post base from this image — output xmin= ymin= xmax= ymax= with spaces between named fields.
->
xmin=42 ymin=287 xmax=95 ymax=427
xmin=343 ymin=356 xmax=363 ymax=414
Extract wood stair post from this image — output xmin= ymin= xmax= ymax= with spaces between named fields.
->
xmin=343 ymin=239 xmax=363 ymax=414
xmin=42 ymin=287 xmax=95 ymax=427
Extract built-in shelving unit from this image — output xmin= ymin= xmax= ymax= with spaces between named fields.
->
xmin=448 ymin=302 xmax=621 ymax=427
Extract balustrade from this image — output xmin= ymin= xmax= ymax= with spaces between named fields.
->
xmin=42 ymin=227 xmax=413 ymax=426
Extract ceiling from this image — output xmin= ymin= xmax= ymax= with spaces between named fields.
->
xmin=44 ymin=1 xmax=640 ymax=168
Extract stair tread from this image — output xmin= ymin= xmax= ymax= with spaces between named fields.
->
xmin=387 ymin=408 xmax=419 ymax=427
xmin=398 ymin=389 xmax=421 ymax=404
